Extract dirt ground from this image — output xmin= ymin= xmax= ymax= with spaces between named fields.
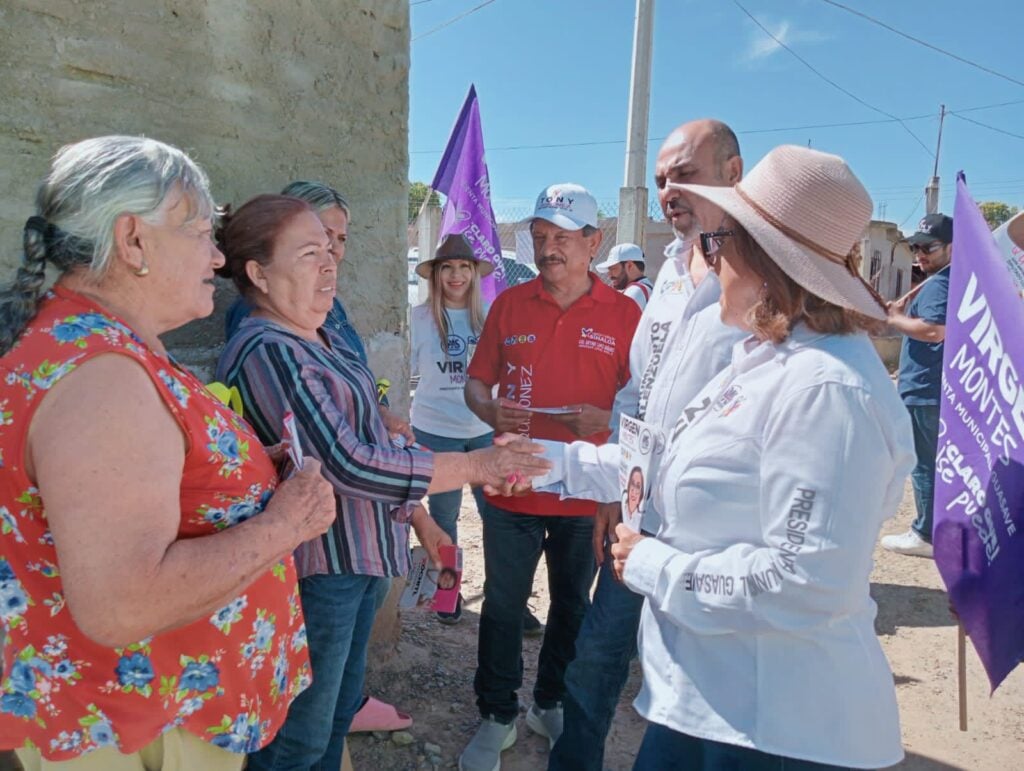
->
xmin=350 ymin=483 xmax=1024 ymax=771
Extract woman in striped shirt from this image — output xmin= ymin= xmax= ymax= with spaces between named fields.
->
xmin=214 ymin=194 xmax=549 ymax=771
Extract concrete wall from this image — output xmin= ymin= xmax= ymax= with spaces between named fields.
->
xmin=0 ymin=0 xmax=411 ymax=412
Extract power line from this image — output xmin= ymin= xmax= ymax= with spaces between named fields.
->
xmin=740 ymin=115 xmax=933 ymax=134
xmin=871 ymin=180 xmax=1024 ymax=194
xmin=412 ymin=0 xmax=497 ymax=42
xmin=411 ymin=116 xmax=936 ymax=155
xmin=731 ymin=0 xmax=934 ymax=158
xmin=409 ymin=97 xmax=1023 ymax=154
xmin=900 ymin=194 xmax=926 ymax=228
xmin=949 ymin=112 xmax=1024 ymax=142
xmin=817 ymin=0 xmax=1024 ymax=89
xmin=955 ymin=99 xmax=1024 ymax=114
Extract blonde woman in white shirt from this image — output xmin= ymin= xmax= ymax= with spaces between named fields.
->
xmin=411 ymin=233 xmax=493 ymax=624
xmin=608 ymin=146 xmax=916 ymax=770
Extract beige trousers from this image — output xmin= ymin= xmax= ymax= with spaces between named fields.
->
xmin=15 ymin=729 xmax=244 ymax=771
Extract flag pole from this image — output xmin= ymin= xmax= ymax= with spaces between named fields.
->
xmin=957 ymin=622 xmax=968 ymax=731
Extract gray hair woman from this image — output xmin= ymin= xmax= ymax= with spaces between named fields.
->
xmin=0 ymin=136 xmax=336 ymax=769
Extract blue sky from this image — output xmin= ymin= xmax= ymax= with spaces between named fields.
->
xmin=409 ymin=0 xmax=1024 ymax=229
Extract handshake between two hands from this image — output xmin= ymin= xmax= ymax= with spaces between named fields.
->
xmin=479 ymin=432 xmax=552 ymax=497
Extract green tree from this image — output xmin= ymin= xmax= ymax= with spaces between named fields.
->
xmin=409 ymin=181 xmax=441 ymax=221
xmin=978 ymin=201 xmax=1019 ymax=230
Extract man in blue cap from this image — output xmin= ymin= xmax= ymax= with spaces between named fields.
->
xmin=883 ymin=213 xmax=954 ymax=558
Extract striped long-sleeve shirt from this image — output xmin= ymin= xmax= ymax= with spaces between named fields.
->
xmin=216 ymin=316 xmax=434 ymax=578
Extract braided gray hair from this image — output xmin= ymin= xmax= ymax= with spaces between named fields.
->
xmin=0 ymin=136 xmax=214 ymax=356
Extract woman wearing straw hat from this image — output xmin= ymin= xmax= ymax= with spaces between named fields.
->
xmin=410 ymin=233 xmax=494 ymax=624
xmin=609 ymin=145 xmax=916 ymax=769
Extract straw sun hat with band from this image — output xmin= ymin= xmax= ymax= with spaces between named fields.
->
xmin=669 ymin=144 xmax=887 ymax=321
xmin=415 ymin=232 xmax=495 ymax=279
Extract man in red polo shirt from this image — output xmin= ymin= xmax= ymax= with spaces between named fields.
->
xmin=459 ymin=183 xmax=641 ymax=771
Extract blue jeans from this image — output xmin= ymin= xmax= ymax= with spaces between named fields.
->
xmin=474 ymin=502 xmax=596 ymax=723
xmin=549 ymin=555 xmax=644 ymax=770
xmin=634 ymin=722 xmax=852 ymax=770
xmin=247 ymin=573 xmax=383 ymax=771
xmin=907 ymin=404 xmax=940 ymax=543
xmin=412 ymin=427 xmax=493 ymax=543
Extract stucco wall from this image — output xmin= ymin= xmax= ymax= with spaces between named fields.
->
xmin=0 ymin=0 xmax=411 ymax=410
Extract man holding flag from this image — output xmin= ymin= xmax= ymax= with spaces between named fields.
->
xmin=883 ymin=213 xmax=954 ymax=558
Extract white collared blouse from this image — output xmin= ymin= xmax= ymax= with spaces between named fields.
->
xmin=624 ymin=324 xmax=915 ymax=769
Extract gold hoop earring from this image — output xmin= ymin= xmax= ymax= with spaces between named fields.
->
xmin=134 ymin=260 xmax=150 ymax=278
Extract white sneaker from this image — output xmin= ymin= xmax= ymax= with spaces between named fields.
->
xmin=881 ymin=529 xmax=934 ymax=558
xmin=458 ymin=716 xmax=517 ymax=771
xmin=525 ymin=703 xmax=563 ymax=749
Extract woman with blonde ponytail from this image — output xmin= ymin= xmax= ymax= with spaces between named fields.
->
xmin=0 ymin=136 xmax=336 ymax=769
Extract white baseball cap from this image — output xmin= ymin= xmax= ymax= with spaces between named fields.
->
xmin=525 ymin=183 xmax=599 ymax=231
xmin=595 ymin=242 xmax=644 ymax=273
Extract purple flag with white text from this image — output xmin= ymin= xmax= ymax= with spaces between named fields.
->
xmin=430 ymin=85 xmax=507 ymax=301
xmin=933 ymin=174 xmax=1024 ymax=691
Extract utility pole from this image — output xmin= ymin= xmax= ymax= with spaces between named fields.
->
xmin=617 ymin=0 xmax=655 ymax=249
xmin=925 ymin=104 xmax=946 ymax=215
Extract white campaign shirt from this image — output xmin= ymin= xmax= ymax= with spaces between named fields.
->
xmin=536 ymin=241 xmax=744 ymax=533
xmin=623 ymin=325 xmax=915 ymax=769
xmin=410 ymin=304 xmax=491 ymax=438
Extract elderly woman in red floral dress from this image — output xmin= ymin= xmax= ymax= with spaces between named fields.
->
xmin=0 ymin=136 xmax=337 ymax=770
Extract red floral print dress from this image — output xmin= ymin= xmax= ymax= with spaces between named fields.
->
xmin=0 ymin=287 xmax=311 ymax=760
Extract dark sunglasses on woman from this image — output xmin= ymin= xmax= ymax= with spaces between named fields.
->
xmin=699 ymin=229 xmax=734 ymax=268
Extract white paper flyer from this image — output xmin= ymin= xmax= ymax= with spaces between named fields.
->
xmin=618 ymin=414 xmax=665 ymax=532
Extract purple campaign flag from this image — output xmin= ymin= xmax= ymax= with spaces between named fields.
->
xmin=430 ymin=85 xmax=507 ymax=301
xmin=933 ymin=173 xmax=1024 ymax=691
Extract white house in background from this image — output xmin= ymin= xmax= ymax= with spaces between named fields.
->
xmin=860 ymin=220 xmax=914 ymax=302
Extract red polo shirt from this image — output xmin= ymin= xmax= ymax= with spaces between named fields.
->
xmin=468 ymin=273 xmax=641 ymax=516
